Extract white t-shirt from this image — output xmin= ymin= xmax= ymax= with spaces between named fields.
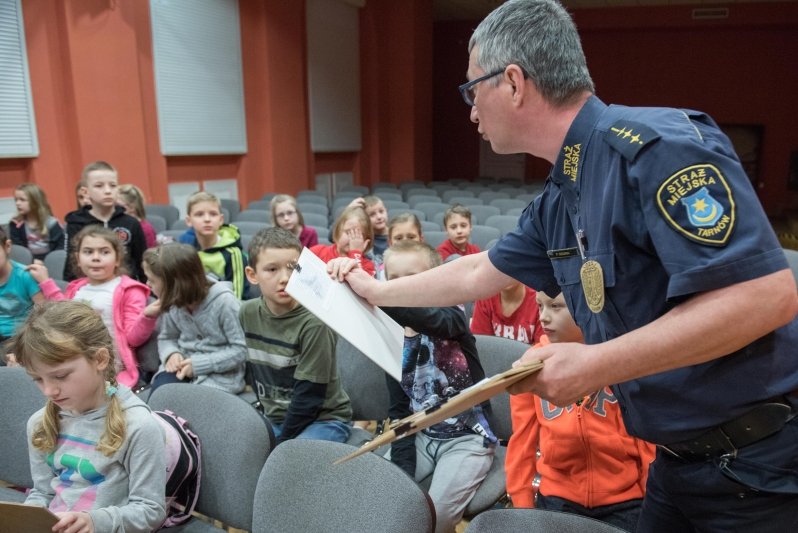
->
xmin=74 ymin=277 xmax=122 ymax=340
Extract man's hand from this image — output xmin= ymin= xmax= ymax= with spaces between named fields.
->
xmin=509 ymin=342 xmax=604 ymax=407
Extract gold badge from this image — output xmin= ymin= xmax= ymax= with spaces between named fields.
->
xmin=580 ymin=260 xmax=604 ymax=314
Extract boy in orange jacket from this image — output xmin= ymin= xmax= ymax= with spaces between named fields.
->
xmin=506 ymin=289 xmax=655 ymax=532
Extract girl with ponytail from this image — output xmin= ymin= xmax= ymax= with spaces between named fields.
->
xmin=14 ymin=300 xmax=167 ymax=533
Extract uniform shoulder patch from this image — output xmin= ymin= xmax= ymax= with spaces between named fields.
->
xmin=603 ymin=120 xmax=660 ymax=161
xmin=656 ymin=164 xmax=736 ymax=246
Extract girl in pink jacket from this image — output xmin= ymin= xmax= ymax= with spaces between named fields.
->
xmin=27 ymin=226 xmax=158 ymax=387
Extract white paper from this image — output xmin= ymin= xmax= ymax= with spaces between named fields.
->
xmin=285 ymin=248 xmax=404 ymax=381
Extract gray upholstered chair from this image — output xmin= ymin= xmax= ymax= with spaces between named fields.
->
xmin=470 ymin=225 xmax=502 ymax=250
xmin=43 ymin=249 xmax=67 ymax=280
xmin=468 ymin=205 xmax=501 ymax=225
xmin=252 ymin=439 xmax=435 ymax=533
xmin=0 ymin=367 xmax=46 ymax=502
xmin=233 ymin=209 xmax=270 ymax=223
xmin=145 ymin=204 xmax=180 ymax=229
xmin=302 ymin=212 xmax=330 ymax=228
xmin=484 ymin=215 xmax=521 ymax=237
xmin=146 ymin=214 xmax=167 ymax=234
xmin=297 ymin=202 xmax=329 ymax=217
xmin=490 ymin=198 xmax=529 ymax=214
xmin=423 ymin=230 xmax=448 ymax=249
xmin=465 ymin=508 xmax=628 ymax=532
xmin=147 ymin=384 xmax=274 ymax=532
xmin=335 ymin=338 xmax=390 ymax=447
xmin=462 ymin=335 xmax=530 ymax=516
xmin=9 ymin=244 xmax=33 ymax=265
xmin=232 ymin=221 xmax=271 ymax=236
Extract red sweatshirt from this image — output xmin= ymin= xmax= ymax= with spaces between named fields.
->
xmin=309 ymin=243 xmax=376 ymax=277
xmin=470 ymin=286 xmax=542 ymax=345
xmin=506 ymin=335 xmax=655 ymax=509
xmin=436 ymin=239 xmax=480 ymax=261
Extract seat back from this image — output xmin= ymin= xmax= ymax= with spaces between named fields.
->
xmin=146 ymin=204 xmax=180 ymax=229
xmin=484 ymin=215 xmax=521 ymax=237
xmin=146 ymin=214 xmax=167 ymax=234
xmin=302 ymin=212 xmax=330 ymax=228
xmin=468 ymin=205 xmax=501 ymax=225
xmin=147 ymin=384 xmax=273 ymax=531
xmin=424 ymin=230 xmax=448 ymax=249
xmin=234 ymin=209 xmax=270 ymax=223
xmin=253 ymin=439 xmax=435 ymax=533
xmin=0 ymin=368 xmax=46 ymax=488
xmin=470 ymin=225 xmax=502 ymax=251
xmin=9 ymin=244 xmax=33 ymax=265
xmin=335 ymin=338 xmax=390 ymax=421
xmin=219 ymin=198 xmax=241 ymax=221
xmin=473 ymin=335 xmax=530 ymax=441
xmin=465 ymin=508 xmax=628 ymax=532
xmin=43 ymin=249 xmax=68 ymax=280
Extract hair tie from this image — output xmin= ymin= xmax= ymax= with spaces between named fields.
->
xmin=105 ymin=381 xmax=118 ymax=397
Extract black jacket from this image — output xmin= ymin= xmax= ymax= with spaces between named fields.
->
xmin=63 ymin=205 xmax=146 ymax=281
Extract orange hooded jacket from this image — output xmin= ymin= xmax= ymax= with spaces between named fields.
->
xmin=505 ymin=335 xmax=655 ymax=508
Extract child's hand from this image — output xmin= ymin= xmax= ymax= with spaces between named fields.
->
xmin=347 ymin=197 xmax=366 ymax=210
xmin=5 ymin=353 xmax=19 ymax=367
xmin=346 ymin=227 xmax=369 ymax=252
xmin=176 ymin=358 xmax=194 ymax=380
xmin=327 ymin=257 xmax=360 ymax=282
xmin=143 ymin=299 xmax=162 ymax=318
xmin=165 ymin=352 xmax=184 ymax=373
xmin=26 ymin=261 xmax=50 ymax=284
xmin=53 ymin=511 xmax=94 ymax=533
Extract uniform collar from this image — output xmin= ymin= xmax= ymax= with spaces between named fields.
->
xmin=550 ymin=95 xmax=607 ymax=187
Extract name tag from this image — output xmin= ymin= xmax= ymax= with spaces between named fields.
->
xmin=547 ymin=247 xmax=578 ymax=259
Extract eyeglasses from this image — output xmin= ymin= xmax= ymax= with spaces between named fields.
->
xmin=276 ymin=210 xmax=297 ymax=218
xmin=458 ymin=68 xmax=505 ymax=107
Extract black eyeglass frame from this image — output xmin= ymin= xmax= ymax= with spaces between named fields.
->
xmin=458 ymin=68 xmax=505 ymax=107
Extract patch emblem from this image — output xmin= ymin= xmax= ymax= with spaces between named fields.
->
xmin=113 ymin=226 xmax=132 ymax=244
xmin=656 ymin=164 xmax=735 ymax=246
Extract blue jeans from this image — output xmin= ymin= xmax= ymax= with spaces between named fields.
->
xmin=150 ymin=371 xmax=189 ymax=392
xmin=271 ymin=420 xmax=352 ymax=443
xmin=536 ymin=494 xmax=642 ymax=533
xmin=638 ymin=416 xmax=798 ymax=533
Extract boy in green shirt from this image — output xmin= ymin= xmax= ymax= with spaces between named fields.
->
xmin=240 ymin=227 xmax=352 ymax=443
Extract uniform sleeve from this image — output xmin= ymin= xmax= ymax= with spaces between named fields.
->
xmin=488 ymin=199 xmax=560 ymax=299
xmin=24 ymin=414 xmax=56 ymax=508
xmin=88 ymin=413 xmax=167 ymax=533
xmin=190 ymin=295 xmax=247 ymax=376
xmin=631 ymin=112 xmax=788 ymax=299
xmin=505 ymin=393 xmax=541 ymax=508
xmin=470 ymin=298 xmax=495 ymax=336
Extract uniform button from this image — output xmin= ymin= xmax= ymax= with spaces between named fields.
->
xmin=570 ymin=205 xmax=577 ymax=214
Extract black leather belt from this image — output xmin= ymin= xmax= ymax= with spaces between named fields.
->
xmin=659 ymin=399 xmax=796 ymax=462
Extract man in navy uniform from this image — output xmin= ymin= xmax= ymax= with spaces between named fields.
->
xmin=329 ymin=0 xmax=798 ymax=530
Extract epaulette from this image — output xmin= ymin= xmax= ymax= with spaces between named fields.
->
xmin=603 ymin=120 xmax=660 ymax=161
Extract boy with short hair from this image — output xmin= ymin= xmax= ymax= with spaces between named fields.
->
xmin=240 ymin=227 xmax=352 ymax=443
xmin=380 ymin=240 xmax=496 ymax=533
xmin=437 ymin=204 xmax=480 ymax=261
xmin=183 ymin=191 xmax=247 ymax=299
xmin=363 ymin=195 xmax=389 ymax=260
xmin=506 ymin=289 xmax=655 ymax=532
xmin=63 ymin=160 xmax=146 ymax=281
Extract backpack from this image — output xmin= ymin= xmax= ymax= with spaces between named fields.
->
xmin=153 ymin=410 xmax=202 ymax=528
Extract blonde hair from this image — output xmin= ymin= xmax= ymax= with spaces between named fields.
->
xmin=363 ymin=195 xmax=383 ymax=208
xmin=332 ymin=206 xmax=374 ymax=254
xmin=13 ymin=300 xmax=125 ymax=456
xmin=269 ymin=194 xmax=306 ymax=228
xmin=72 ymin=226 xmax=127 ymax=278
xmin=15 ymin=184 xmax=54 ymax=236
xmin=117 ymin=184 xmax=147 ymax=219
xmin=383 ymin=240 xmax=442 ymax=277
xmin=81 ymin=160 xmax=117 ymax=182
xmin=186 ymin=191 xmax=220 ymax=215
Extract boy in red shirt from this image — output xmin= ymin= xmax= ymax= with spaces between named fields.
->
xmin=437 ymin=204 xmax=480 ymax=261
xmin=470 ymin=280 xmax=542 ymax=345
xmin=506 ymin=289 xmax=655 ymax=532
